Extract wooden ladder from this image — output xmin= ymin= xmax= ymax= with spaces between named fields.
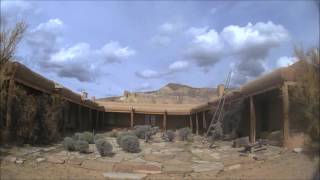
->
xmin=206 ymin=70 xmax=232 ymax=137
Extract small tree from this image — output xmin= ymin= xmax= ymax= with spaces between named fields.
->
xmin=0 ymin=19 xmax=27 ymax=66
xmin=290 ymin=48 xmax=319 ymax=140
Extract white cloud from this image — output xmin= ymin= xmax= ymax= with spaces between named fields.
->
xmin=0 ymin=0 xmax=35 ymax=25
xmin=185 ymin=28 xmax=224 ymax=68
xmin=277 ymin=56 xmax=297 ymax=67
xmin=26 ymin=18 xmax=65 ymax=66
xmin=136 ymin=60 xmax=189 ymax=79
xmin=135 ymin=69 xmax=160 ymax=79
xmin=169 ymin=61 xmax=189 ymax=72
xmin=221 ymin=21 xmax=289 ymax=59
xmin=100 ymin=41 xmax=136 ymax=63
xmin=159 ymin=22 xmax=184 ymax=34
xmin=186 ymin=27 xmax=209 ymax=36
xmin=48 ymin=41 xmax=135 ymax=81
xmin=34 ymin=18 xmax=64 ymax=32
xmin=185 ymin=21 xmax=289 ymax=85
xmin=25 ymin=19 xmax=135 ymax=82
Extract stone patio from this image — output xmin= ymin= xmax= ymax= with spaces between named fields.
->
xmin=0 ymin=131 xmax=285 ymax=179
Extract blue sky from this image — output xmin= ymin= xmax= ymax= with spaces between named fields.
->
xmin=1 ymin=0 xmax=319 ymax=98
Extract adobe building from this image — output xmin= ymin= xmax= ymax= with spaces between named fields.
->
xmin=1 ymin=59 xmax=313 ymax=147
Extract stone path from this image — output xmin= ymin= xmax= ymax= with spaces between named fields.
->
xmin=0 ymin=131 xmax=286 ymax=179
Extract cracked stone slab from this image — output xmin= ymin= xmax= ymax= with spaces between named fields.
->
xmin=225 ymin=164 xmax=241 ymax=171
xmin=143 ymin=154 xmax=174 ymax=163
xmin=81 ymin=159 xmax=114 ymax=171
xmin=163 ymin=160 xmax=192 ymax=173
xmin=47 ymin=156 xmax=65 ymax=164
xmin=192 ymin=161 xmax=224 ymax=173
xmin=102 ymin=172 xmax=147 ymax=180
xmin=67 ymin=158 xmax=84 ymax=165
xmin=113 ymin=162 xmax=161 ymax=174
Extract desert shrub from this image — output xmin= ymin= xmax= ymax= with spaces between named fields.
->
xmin=95 ymin=139 xmax=113 ymax=156
xmin=63 ymin=137 xmax=76 ymax=151
xmin=163 ymin=130 xmax=175 ymax=142
xmin=211 ymin=121 xmax=223 ymax=139
xmin=116 ymin=131 xmax=136 ymax=146
xmin=120 ymin=135 xmax=140 ymax=153
xmin=74 ymin=140 xmax=89 ymax=153
xmin=178 ymin=127 xmax=192 ymax=141
xmin=207 ymin=135 xmax=215 ymax=148
xmin=94 ymin=134 xmax=105 ymax=142
xmin=106 ymin=130 xmax=118 ymax=137
xmin=73 ymin=132 xmax=82 ymax=140
xmin=75 ymin=131 xmax=94 ymax=144
xmin=134 ymin=125 xmax=152 ymax=139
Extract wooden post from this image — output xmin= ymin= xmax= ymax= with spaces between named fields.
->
xmin=6 ymin=78 xmax=15 ymax=129
xmin=96 ymin=110 xmax=99 ymax=131
xmin=78 ymin=105 xmax=82 ymax=131
xmin=249 ymin=96 xmax=256 ymax=143
xmin=282 ymin=83 xmax=290 ymax=147
xmin=89 ymin=108 xmax=92 ymax=130
xmin=202 ymin=111 xmax=207 ymax=130
xmin=63 ymin=104 xmax=69 ymax=134
xmin=102 ymin=112 xmax=105 ymax=129
xmin=189 ymin=115 xmax=193 ymax=133
xmin=163 ymin=111 xmax=167 ymax=130
xmin=196 ymin=113 xmax=199 ymax=135
xmin=130 ymin=107 xmax=134 ymax=128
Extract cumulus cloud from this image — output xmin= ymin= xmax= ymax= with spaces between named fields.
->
xmin=0 ymin=0 xmax=36 ymax=25
xmin=159 ymin=22 xmax=184 ymax=34
xmin=185 ymin=21 xmax=289 ymax=85
xmin=223 ymin=22 xmax=289 ymax=85
xmin=185 ymin=28 xmax=224 ymax=67
xmin=135 ymin=69 xmax=160 ymax=79
xmin=26 ymin=18 xmax=65 ymax=67
xmin=221 ymin=21 xmax=289 ymax=59
xmin=136 ymin=60 xmax=189 ymax=79
xmin=25 ymin=18 xmax=135 ymax=82
xmin=150 ymin=21 xmax=185 ymax=46
xmin=168 ymin=60 xmax=189 ymax=72
xmin=100 ymin=42 xmax=136 ymax=63
xmin=276 ymin=56 xmax=297 ymax=67
xmin=47 ymin=41 xmax=135 ymax=82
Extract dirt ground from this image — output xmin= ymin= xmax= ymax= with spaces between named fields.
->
xmin=1 ymin=132 xmax=319 ymax=180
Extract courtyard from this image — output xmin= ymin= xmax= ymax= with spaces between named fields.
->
xmin=1 ymin=130 xmax=318 ymax=180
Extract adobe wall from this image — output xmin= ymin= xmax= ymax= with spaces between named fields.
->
xmin=104 ymin=112 xmax=189 ymax=130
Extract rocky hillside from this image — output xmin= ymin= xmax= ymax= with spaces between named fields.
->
xmin=98 ymin=83 xmax=220 ymax=104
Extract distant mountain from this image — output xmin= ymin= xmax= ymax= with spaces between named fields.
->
xmin=98 ymin=83 xmax=221 ymax=104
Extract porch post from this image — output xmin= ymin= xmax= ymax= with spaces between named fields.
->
xmin=249 ymin=96 xmax=256 ymax=143
xmin=189 ymin=115 xmax=193 ymax=133
xmin=130 ymin=107 xmax=134 ymax=128
xmin=202 ymin=111 xmax=207 ymax=130
xmin=78 ymin=105 xmax=82 ymax=131
xmin=163 ymin=111 xmax=167 ymax=130
xmin=96 ymin=110 xmax=99 ymax=131
xmin=196 ymin=113 xmax=199 ymax=135
xmin=6 ymin=78 xmax=15 ymax=129
xmin=282 ymin=83 xmax=290 ymax=147
xmin=89 ymin=108 xmax=92 ymax=130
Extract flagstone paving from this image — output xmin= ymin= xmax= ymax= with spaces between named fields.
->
xmin=0 ymin=131 xmax=299 ymax=179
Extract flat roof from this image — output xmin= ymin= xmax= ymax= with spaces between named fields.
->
xmin=96 ymin=101 xmax=201 ymax=115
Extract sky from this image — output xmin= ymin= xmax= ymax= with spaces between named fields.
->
xmin=1 ymin=0 xmax=319 ymax=98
